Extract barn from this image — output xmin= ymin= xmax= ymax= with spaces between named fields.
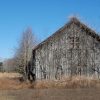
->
xmin=32 ymin=17 xmax=100 ymax=80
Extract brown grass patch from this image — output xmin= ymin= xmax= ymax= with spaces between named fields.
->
xmin=0 ymin=72 xmax=22 ymax=78
xmin=0 ymin=72 xmax=28 ymax=90
xmin=33 ymin=76 xmax=100 ymax=89
xmin=0 ymin=73 xmax=100 ymax=90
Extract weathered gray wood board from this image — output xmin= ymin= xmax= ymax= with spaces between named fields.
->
xmin=32 ymin=17 xmax=100 ymax=80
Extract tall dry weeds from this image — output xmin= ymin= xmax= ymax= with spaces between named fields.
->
xmin=33 ymin=76 xmax=100 ymax=89
xmin=0 ymin=74 xmax=100 ymax=89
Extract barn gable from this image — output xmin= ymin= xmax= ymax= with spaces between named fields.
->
xmin=33 ymin=17 xmax=100 ymax=51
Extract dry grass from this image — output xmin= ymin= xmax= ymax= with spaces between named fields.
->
xmin=0 ymin=72 xmax=28 ymax=90
xmin=0 ymin=78 xmax=32 ymax=90
xmin=1 ymin=73 xmax=100 ymax=100
xmin=1 ymin=88 xmax=100 ymax=100
xmin=33 ymin=76 xmax=100 ymax=89
xmin=0 ymin=73 xmax=100 ymax=90
xmin=0 ymin=72 xmax=22 ymax=78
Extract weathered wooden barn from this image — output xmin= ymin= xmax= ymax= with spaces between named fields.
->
xmin=32 ymin=17 xmax=100 ymax=80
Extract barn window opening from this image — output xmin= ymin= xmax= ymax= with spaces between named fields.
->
xmin=69 ymin=36 xmax=79 ymax=49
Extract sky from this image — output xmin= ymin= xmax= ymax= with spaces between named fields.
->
xmin=0 ymin=0 xmax=100 ymax=59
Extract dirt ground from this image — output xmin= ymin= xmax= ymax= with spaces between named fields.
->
xmin=0 ymin=88 xmax=100 ymax=100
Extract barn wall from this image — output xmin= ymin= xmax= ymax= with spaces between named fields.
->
xmin=34 ymin=23 xmax=100 ymax=80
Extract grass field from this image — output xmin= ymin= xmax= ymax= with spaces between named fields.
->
xmin=0 ymin=73 xmax=100 ymax=100
xmin=0 ymin=73 xmax=21 ymax=78
xmin=0 ymin=88 xmax=100 ymax=100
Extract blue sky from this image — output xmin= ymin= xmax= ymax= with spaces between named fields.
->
xmin=0 ymin=0 xmax=100 ymax=59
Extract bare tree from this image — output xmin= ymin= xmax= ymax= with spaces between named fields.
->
xmin=14 ymin=28 xmax=36 ymax=80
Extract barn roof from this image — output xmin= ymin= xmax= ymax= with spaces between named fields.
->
xmin=33 ymin=17 xmax=100 ymax=50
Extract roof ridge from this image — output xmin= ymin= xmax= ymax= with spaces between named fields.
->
xmin=70 ymin=17 xmax=100 ymax=41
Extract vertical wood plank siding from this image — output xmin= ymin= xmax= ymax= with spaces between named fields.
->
xmin=33 ymin=19 xmax=100 ymax=80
